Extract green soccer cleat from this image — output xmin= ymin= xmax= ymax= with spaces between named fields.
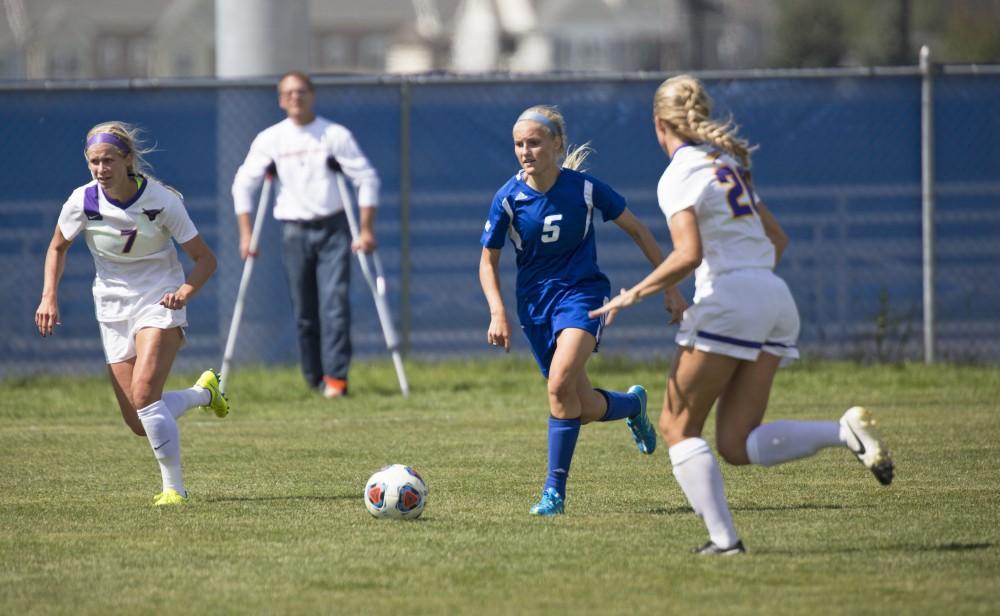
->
xmin=153 ymin=489 xmax=189 ymax=507
xmin=625 ymin=385 xmax=656 ymax=454
xmin=196 ymin=369 xmax=230 ymax=418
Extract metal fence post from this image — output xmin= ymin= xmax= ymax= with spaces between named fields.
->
xmin=920 ymin=45 xmax=936 ymax=363
xmin=399 ymin=79 xmax=412 ymax=355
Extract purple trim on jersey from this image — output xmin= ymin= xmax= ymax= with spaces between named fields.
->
xmin=86 ymin=132 xmax=130 ymax=154
xmin=102 ymin=176 xmax=148 ymax=210
xmin=764 ymin=340 xmax=797 ymax=349
xmin=83 ymin=185 xmax=102 ymax=220
xmin=696 ymin=329 xmax=763 ymax=349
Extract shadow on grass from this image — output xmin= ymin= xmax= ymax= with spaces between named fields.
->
xmin=204 ymin=494 xmax=357 ymax=503
xmin=734 ymin=503 xmax=854 ymax=512
xmin=917 ymin=542 xmax=993 ymax=552
xmin=759 ymin=542 xmax=993 ymax=555
xmin=648 ymin=503 xmax=853 ymax=515
xmin=648 ymin=506 xmax=696 ymax=515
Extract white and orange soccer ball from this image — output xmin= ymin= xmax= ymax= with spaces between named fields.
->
xmin=363 ymin=464 xmax=428 ymax=520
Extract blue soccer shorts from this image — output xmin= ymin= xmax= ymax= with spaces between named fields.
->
xmin=521 ymin=286 xmax=608 ymax=378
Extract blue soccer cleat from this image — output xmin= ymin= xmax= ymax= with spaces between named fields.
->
xmin=625 ymin=385 xmax=656 ymax=454
xmin=529 ymin=487 xmax=565 ymax=516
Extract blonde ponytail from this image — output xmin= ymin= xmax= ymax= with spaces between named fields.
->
xmin=653 ymin=75 xmax=754 ymax=168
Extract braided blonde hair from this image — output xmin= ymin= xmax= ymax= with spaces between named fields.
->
xmin=515 ymin=105 xmax=594 ymax=172
xmin=85 ymin=121 xmax=157 ymax=178
xmin=653 ymin=75 xmax=754 ymax=169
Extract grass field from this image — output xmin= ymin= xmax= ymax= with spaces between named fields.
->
xmin=2 ymin=357 xmax=999 ymax=615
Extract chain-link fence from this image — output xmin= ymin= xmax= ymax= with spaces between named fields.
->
xmin=3 ymin=67 xmax=998 ymax=377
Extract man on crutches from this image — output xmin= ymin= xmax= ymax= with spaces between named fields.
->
xmin=230 ymin=70 xmax=385 ymax=399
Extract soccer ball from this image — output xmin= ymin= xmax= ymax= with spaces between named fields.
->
xmin=363 ymin=464 xmax=428 ymax=520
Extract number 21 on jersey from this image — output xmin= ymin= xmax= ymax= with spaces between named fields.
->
xmin=715 ymin=166 xmax=756 ymax=217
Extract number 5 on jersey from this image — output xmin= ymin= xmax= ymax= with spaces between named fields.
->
xmin=541 ymin=214 xmax=562 ymax=243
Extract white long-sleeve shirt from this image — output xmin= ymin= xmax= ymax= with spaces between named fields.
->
xmin=231 ymin=116 xmax=380 ymax=221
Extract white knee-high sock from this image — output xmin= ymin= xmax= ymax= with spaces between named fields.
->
xmin=162 ymin=386 xmax=210 ymax=420
xmin=669 ymin=437 xmax=740 ymax=549
xmin=137 ymin=400 xmax=184 ymax=494
xmin=745 ymin=420 xmax=842 ymax=467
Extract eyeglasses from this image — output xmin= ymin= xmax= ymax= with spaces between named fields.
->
xmin=280 ymin=88 xmax=311 ymax=98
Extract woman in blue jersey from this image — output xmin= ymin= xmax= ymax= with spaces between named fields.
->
xmin=479 ymin=105 xmax=685 ymax=516
xmin=591 ymin=75 xmax=895 ymax=553
xmin=35 ymin=121 xmax=230 ymax=506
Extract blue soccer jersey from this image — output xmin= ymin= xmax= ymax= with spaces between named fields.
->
xmin=480 ymin=168 xmax=626 ymax=325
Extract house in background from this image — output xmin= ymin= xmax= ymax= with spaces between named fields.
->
xmin=0 ymin=0 xmax=774 ymax=81
xmin=148 ymin=0 xmax=215 ymax=78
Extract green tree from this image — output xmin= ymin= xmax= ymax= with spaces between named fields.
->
xmin=770 ymin=0 xmax=848 ymax=67
xmin=768 ymin=0 xmax=1000 ymax=68
xmin=916 ymin=0 xmax=1000 ymax=63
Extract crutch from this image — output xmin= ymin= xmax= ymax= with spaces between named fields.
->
xmin=329 ymin=158 xmax=410 ymax=397
xmin=220 ymin=164 xmax=275 ymax=395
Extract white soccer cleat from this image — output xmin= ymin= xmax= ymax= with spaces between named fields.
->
xmin=839 ymin=406 xmax=894 ymax=485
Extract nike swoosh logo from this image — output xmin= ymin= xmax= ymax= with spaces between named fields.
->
xmin=846 ymin=424 xmax=865 ymax=455
xmin=153 ymin=440 xmax=171 ymax=451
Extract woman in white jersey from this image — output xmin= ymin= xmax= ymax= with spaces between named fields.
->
xmin=35 ymin=121 xmax=230 ymax=506
xmin=590 ymin=76 xmax=895 ymax=554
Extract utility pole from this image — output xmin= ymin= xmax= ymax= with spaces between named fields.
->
xmin=686 ymin=0 xmax=719 ymax=70
xmin=216 ymin=0 xmax=309 ymax=78
xmin=895 ymin=0 xmax=912 ymax=65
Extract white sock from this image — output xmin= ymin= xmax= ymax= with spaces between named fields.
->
xmin=669 ymin=438 xmax=739 ymax=548
xmin=137 ymin=400 xmax=184 ymax=495
xmin=745 ymin=420 xmax=842 ymax=467
xmin=162 ymin=387 xmax=210 ymax=420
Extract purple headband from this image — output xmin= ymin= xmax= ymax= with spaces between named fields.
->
xmin=86 ymin=132 xmax=131 ymax=154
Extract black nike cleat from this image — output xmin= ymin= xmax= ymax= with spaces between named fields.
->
xmin=692 ymin=540 xmax=746 ymax=555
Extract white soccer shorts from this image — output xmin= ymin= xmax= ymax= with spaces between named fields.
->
xmin=99 ymin=301 xmax=187 ymax=364
xmin=675 ymin=268 xmax=800 ymax=364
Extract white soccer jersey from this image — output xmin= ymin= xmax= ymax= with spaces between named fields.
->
xmin=57 ymin=177 xmax=199 ymax=322
xmin=231 ymin=116 xmax=380 ymax=221
xmin=657 ymin=143 xmax=775 ymax=287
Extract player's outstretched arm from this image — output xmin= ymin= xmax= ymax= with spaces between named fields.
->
xmin=613 ymin=208 xmax=663 ymax=268
xmin=590 ymin=208 xmax=702 ymax=323
xmin=613 ymin=207 xmax=687 ymax=322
